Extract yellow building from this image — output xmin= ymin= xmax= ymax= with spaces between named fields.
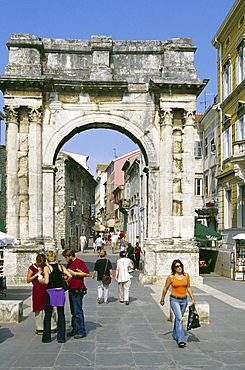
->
xmin=212 ymin=0 xmax=245 ymax=278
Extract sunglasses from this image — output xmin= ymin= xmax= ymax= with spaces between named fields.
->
xmin=175 ymin=265 xmax=182 ymax=268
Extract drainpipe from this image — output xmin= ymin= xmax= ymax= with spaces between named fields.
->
xmin=214 ymin=37 xmax=223 ymax=171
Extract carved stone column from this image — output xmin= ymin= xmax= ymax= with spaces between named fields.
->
xmin=182 ymin=110 xmax=196 ymax=239
xmin=4 ymin=106 xmax=19 ymax=237
xmin=159 ymin=108 xmax=173 ymax=238
xmin=42 ymin=165 xmax=56 ymax=249
xmin=28 ymin=107 xmax=43 ymax=239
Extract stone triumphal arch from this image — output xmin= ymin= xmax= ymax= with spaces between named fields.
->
xmin=0 ymin=34 xmax=207 ymax=284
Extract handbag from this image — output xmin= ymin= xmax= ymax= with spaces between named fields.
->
xmin=187 ymin=304 xmax=201 ymax=331
xmin=60 ymin=264 xmax=69 ymax=291
xmin=102 ymin=259 xmax=111 ymax=284
xmin=62 ymin=279 xmax=69 ymax=291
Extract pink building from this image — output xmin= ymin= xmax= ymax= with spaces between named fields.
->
xmin=105 ymin=150 xmax=140 ymax=220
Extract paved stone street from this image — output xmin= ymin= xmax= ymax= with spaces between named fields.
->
xmin=0 ymin=249 xmax=245 ymax=369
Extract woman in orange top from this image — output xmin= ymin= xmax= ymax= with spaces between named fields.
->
xmin=160 ymin=259 xmax=195 ymax=348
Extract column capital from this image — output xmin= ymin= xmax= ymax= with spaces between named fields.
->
xmin=159 ymin=108 xmax=173 ymax=126
xmin=28 ymin=107 xmax=43 ymax=123
xmin=4 ymin=106 xmax=19 ymax=124
xmin=183 ymin=110 xmax=195 ymax=126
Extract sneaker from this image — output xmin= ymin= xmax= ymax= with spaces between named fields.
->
xmin=104 ymin=301 xmax=109 ymax=304
xmin=98 ymin=298 xmax=101 ymax=304
xmin=125 ymin=301 xmax=129 ymax=305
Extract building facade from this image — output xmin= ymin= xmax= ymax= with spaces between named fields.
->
xmin=211 ymin=0 xmax=245 ymax=278
xmin=55 ymin=150 xmax=97 ymax=251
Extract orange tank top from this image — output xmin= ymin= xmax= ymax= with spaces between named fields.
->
xmin=171 ymin=273 xmax=188 ymax=297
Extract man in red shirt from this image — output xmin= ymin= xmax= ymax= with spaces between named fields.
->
xmin=62 ymin=248 xmax=90 ymax=339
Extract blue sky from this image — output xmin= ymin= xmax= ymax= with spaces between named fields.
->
xmin=0 ymin=0 xmax=235 ymax=174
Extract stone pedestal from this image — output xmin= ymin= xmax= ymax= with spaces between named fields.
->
xmin=0 ymin=300 xmax=23 ymax=323
xmin=139 ymin=239 xmax=203 ymax=285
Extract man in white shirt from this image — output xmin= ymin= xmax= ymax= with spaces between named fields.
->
xmin=111 ymin=232 xmax=119 ymax=254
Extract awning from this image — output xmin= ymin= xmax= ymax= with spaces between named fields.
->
xmin=92 ymin=224 xmax=105 ymax=232
xmin=195 ymin=222 xmax=222 ymax=242
xmin=233 ymin=233 xmax=245 ymax=240
xmin=0 ymin=232 xmax=17 ymax=245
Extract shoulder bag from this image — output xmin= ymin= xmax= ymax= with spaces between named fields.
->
xmin=102 ymin=259 xmax=111 ymax=284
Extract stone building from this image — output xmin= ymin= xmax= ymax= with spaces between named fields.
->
xmin=0 ymin=34 xmax=207 ymax=284
xmin=0 ymin=144 xmax=6 ymax=232
xmin=94 ymin=164 xmax=108 ymax=224
xmin=55 ymin=150 xmax=97 ymax=251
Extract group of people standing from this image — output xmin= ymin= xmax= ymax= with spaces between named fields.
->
xmin=27 ymin=247 xmax=195 ymax=348
xmin=27 ymin=248 xmax=89 ymax=343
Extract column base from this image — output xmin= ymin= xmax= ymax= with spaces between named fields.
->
xmin=139 ymin=238 xmax=203 ymax=285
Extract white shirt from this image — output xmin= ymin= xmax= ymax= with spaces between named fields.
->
xmin=116 ymin=258 xmax=131 ymax=282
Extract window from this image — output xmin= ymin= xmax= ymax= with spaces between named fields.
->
xmin=236 ymin=42 xmax=245 ymax=86
xmin=205 ymin=175 xmax=208 ymax=196
xmin=241 ymin=186 xmax=245 ymax=227
xmin=204 ymin=137 xmax=208 ymax=157
xmin=223 ymin=61 xmax=232 ymax=99
xmin=210 ymin=168 xmax=216 ymax=194
xmin=225 ymin=188 xmax=232 ymax=229
xmin=195 ymin=178 xmax=202 ymax=196
xmin=222 ymin=126 xmax=232 ymax=160
xmin=235 ymin=114 xmax=245 ymax=141
xmin=194 ymin=141 xmax=202 ymax=158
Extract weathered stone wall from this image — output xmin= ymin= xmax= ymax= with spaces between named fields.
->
xmin=55 ymin=151 xmax=96 ymax=251
xmin=0 ymin=146 xmax=6 ymax=228
xmin=0 ymin=34 xmax=208 ymax=284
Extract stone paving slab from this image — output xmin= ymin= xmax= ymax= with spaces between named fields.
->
xmin=0 ymin=249 xmax=245 ymax=369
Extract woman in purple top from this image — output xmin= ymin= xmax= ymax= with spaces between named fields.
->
xmin=40 ymin=251 xmax=72 ymax=343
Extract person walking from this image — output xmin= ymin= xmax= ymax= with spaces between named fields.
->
xmin=95 ymin=235 xmax=103 ymax=254
xmin=160 ymin=259 xmax=196 ymax=348
xmin=79 ymin=233 xmax=87 ymax=253
xmin=91 ymin=250 xmax=113 ymax=304
xmin=134 ymin=242 xmax=141 ymax=271
xmin=127 ymin=243 xmax=135 ymax=265
xmin=26 ymin=253 xmax=57 ymax=335
xmin=111 ymin=232 xmax=118 ymax=253
xmin=115 ymin=251 xmax=134 ymax=305
xmin=62 ymin=248 xmax=90 ymax=339
xmin=41 ymin=251 xmax=72 ymax=343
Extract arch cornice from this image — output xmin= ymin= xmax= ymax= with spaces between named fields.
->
xmin=43 ymin=112 xmax=158 ymax=168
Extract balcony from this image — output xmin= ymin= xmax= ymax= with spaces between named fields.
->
xmin=231 ymin=140 xmax=245 ymax=181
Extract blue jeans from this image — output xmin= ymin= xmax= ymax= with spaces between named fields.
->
xmin=42 ymin=293 xmax=65 ymax=343
xmin=170 ymin=295 xmax=187 ymax=344
xmin=69 ymin=290 xmax=86 ymax=335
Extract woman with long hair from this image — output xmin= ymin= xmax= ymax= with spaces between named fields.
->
xmin=160 ymin=259 xmax=195 ymax=348
xmin=41 ymin=251 xmax=72 ymax=343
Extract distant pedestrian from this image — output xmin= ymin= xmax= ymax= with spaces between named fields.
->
xmin=79 ymin=233 xmax=87 ymax=253
xmin=95 ymin=235 xmax=103 ymax=254
xmin=91 ymin=251 xmax=113 ymax=304
xmin=127 ymin=243 xmax=135 ymax=265
xmin=62 ymin=248 xmax=90 ymax=339
xmin=41 ymin=251 xmax=72 ymax=343
xmin=93 ymin=232 xmax=99 ymax=253
xmin=134 ymin=242 xmax=141 ymax=271
xmin=111 ymin=232 xmax=119 ymax=253
xmin=26 ymin=253 xmax=57 ymax=335
xmin=115 ymin=251 xmax=134 ymax=305
xmin=160 ymin=259 xmax=196 ymax=348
